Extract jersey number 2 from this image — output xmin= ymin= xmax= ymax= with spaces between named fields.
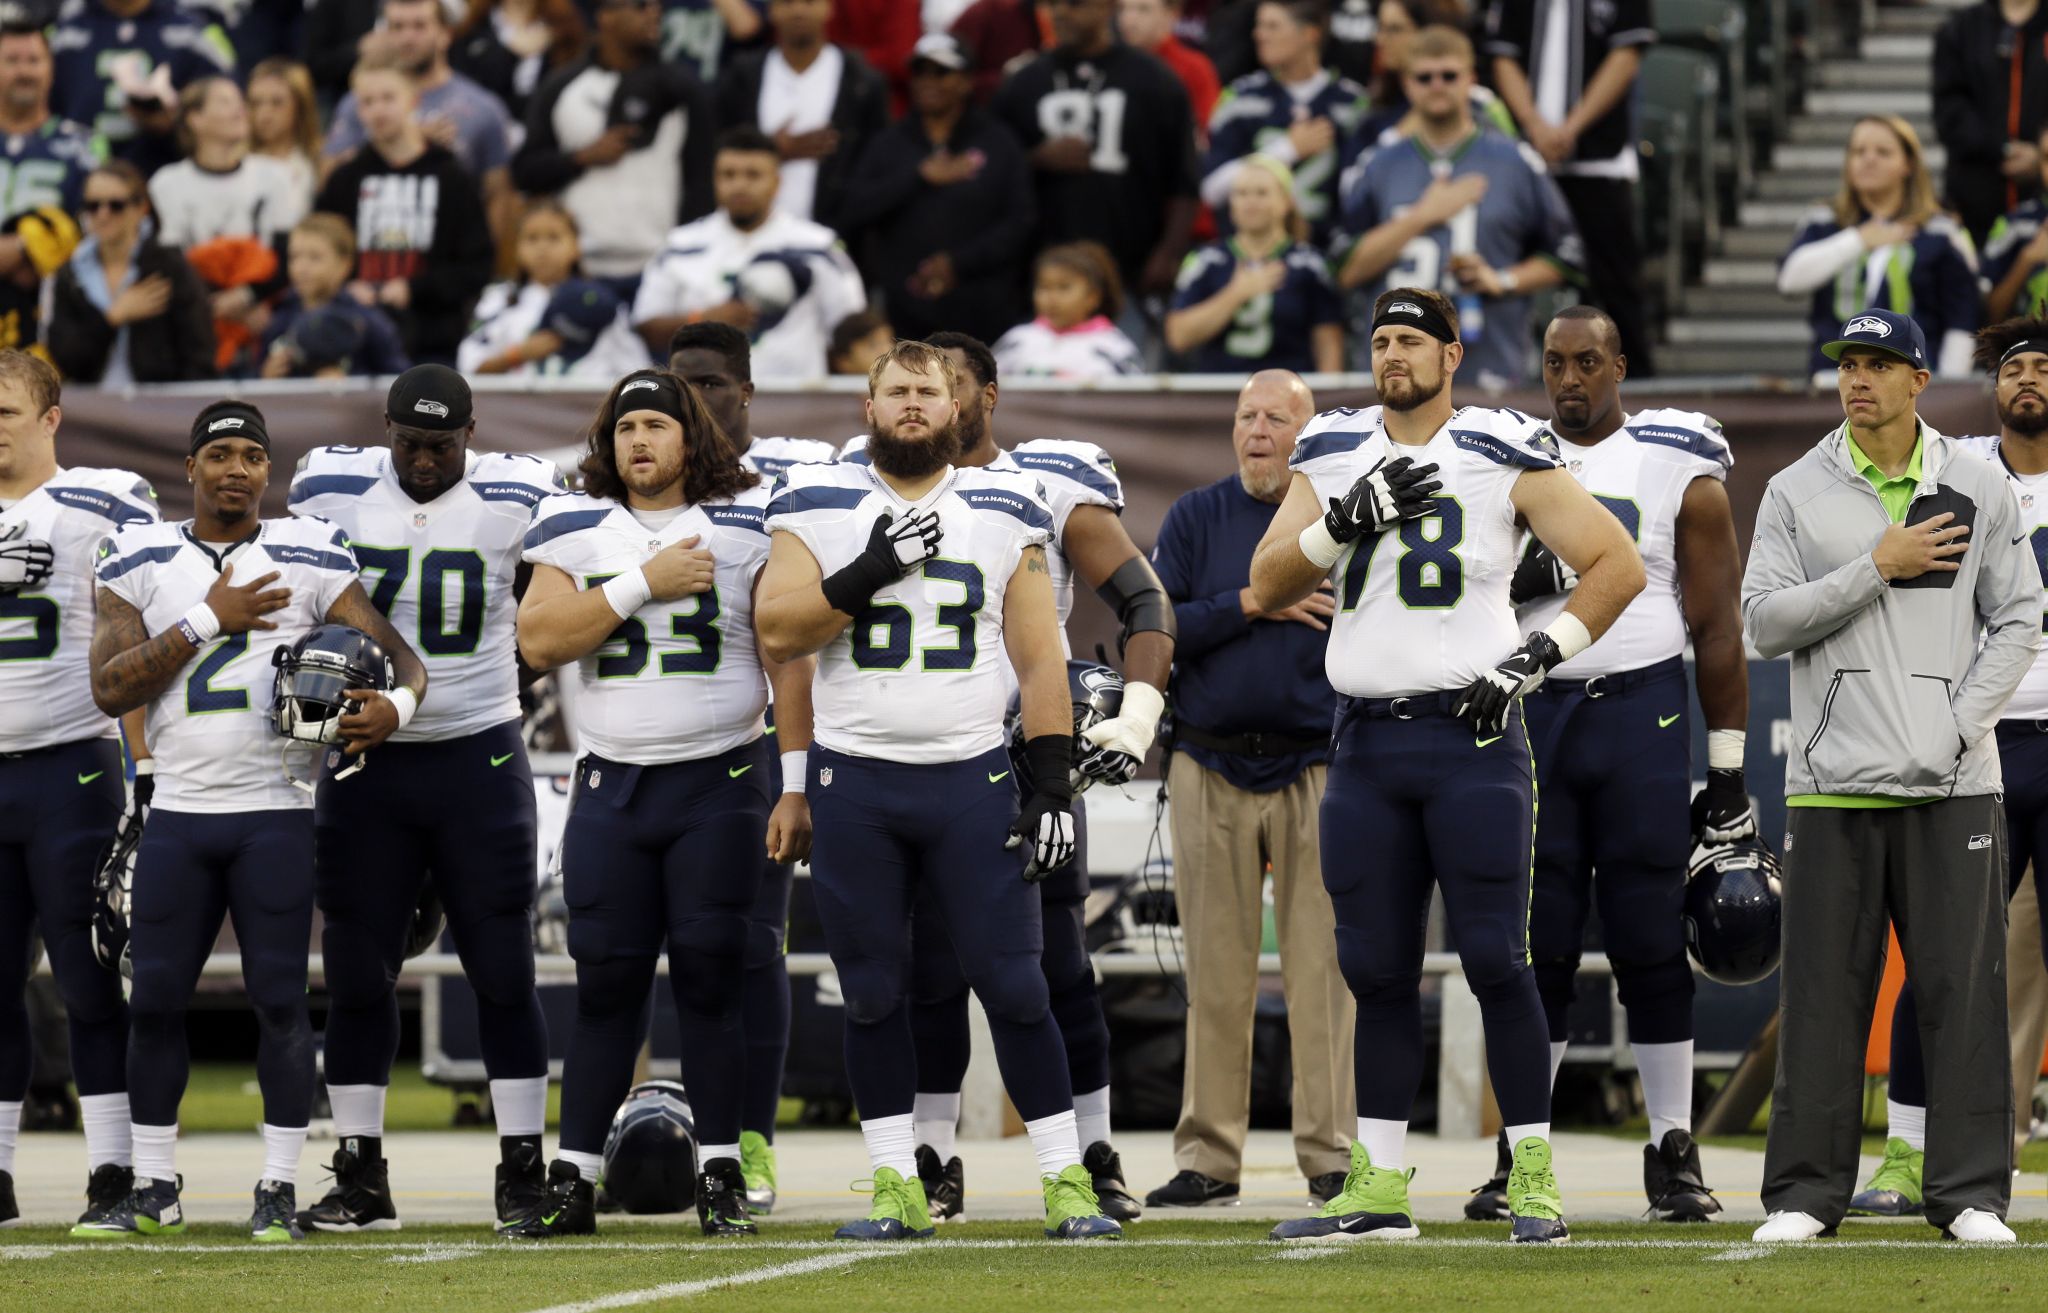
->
xmin=186 ymin=634 xmax=250 ymax=714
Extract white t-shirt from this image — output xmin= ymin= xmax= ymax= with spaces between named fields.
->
xmin=149 ymin=154 xmax=309 ymax=247
xmin=758 ymin=44 xmax=843 ymax=222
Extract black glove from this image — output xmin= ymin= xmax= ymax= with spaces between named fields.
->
xmin=1453 ymin=632 xmax=1564 ymax=735
xmin=0 ymin=524 xmax=54 ymax=592
xmin=1075 ymin=736 xmax=1140 ymax=789
xmin=1324 ymin=456 xmax=1443 ymax=544
xmin=1508 ymin=538 xmax=1579 ymax=606
xmin=1005 ymin=735 xmax=1076 ymax=881
xmin=1691 ymin=767 xmax=1757 ymax=846
xmin=820 ymin=510 xmax=942 ymax=615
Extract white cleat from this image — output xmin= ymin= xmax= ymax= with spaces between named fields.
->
xmin=1944 ymin=1209 xmax=2016 ymax=1243
xmin=1752 ymin=1210 xmax=1829 ymax=1242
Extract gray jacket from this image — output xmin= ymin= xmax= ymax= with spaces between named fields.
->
xmin=1741 ymin=421 xmax=2042 ymax=799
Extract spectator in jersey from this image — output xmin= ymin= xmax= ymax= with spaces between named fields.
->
xmin=994 ymin=0 xmax=1200 ymax=314
xmin=315 ymin=51 xmax=494 ymax=364
xmin=994 ymin=239 xmax=1146 ymax=377
xmin=260 ymin=212 xmax=410 ymax=378
xmin=1976 ymin=122 xmax=2048 ymax=321
xmin=1932 ymin=0 xmax=2048 ymax=246
xmin=50 ymin=0 xmax=234 ymax=164
xmin=1168 ymin=155 xmax=1342 ymax=372
xmin=44 ymin=160 xmax=216 ymax=382
xmin=0 ymin=24 xmax=101 ymax=257
xmin=950 ymin=0 xmax=1045 ymax=103
xmin=149 ymin=77 xmax=307 ymax=249
xmin=717 ymin=0 xmax=890 ymax=233
xmin=247 ymin=58 xmax=321 ymax=216
xmin=1350 ymin=0 xmax=1514 ymax=150
xmin=1778 ymin=114 xmax=1980 ymax=380
xmin=451 ymin=0 xmax=587 ymax=121
xmin=512 ymin=0 xmax=715 ymax=291
xmin=302 ymin=0 xmax=380 ymax=101
xmin=457 ymin=201 xmax=650 ymax=377
xmin=1202 ymin=0 xmax=1370 ymax=252
xmin=836 ymin=31 xmax=1035 ymax=342
xmin=825 ymin=306 xmax=893 ymax=374
xmin=631 ymin=126 xmax=868 ymax=380
xmin=1119 ymin=0 xmax=1222 ymax=142
xmin=662 ymin=0 xmax=769 ymax=84
xmin=1334 ymin=24 xmax=1580 ymax=386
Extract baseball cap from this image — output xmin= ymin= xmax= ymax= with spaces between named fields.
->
xmin=1821 ymin=309 xmax=1927 ymax=368
xmin=543 ymin=279 xmax=623 ymax=362
xmin=910 ymin=32 xmax=970 ymax=72
xmin=386 ymin=363 xmax=473 ymax=430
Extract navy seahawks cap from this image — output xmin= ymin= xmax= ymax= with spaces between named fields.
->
xmin=1821 ymin=309 xmax=1927 ymax=367
xmin=543 ymin=279 xmax=622 ymax=356
xmin=387 ymin=363 xmax=472 ymax=431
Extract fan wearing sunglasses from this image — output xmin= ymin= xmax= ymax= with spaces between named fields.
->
xmin=45 ymin=160 xmax=216 ymax=384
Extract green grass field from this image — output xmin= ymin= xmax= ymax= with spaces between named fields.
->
xmin=3 ymin=1220 xmax=2045 ymax=1313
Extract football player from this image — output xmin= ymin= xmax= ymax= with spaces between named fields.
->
xmin=756 ymin=341 xmax=1121 ymax=1241
xmin=837 ymin=331 xmax=1173 ymax=1223
xmin=1850 ymin=316 xmax=2048 ymax=1219
xmin=82 ymin=401 xmax=425 ymax=1241
xmin=1250 ymin=288 xmax=1644 ymax=1243
xmin=1458 ymin=307 xmax=1747 ymax=1223
xmin=665 ymin=322 xmax=834 ymax=1212
xmin=0 ymin=351 xmax=155 ymax=1231
xmin=286 ymin=366 xmax=562 ymax=1233
xmin=509 ymin=369 xmax=815 ymax=1239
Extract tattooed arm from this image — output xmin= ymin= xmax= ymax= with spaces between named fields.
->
xmin=91 ymin=588 xmax=199 ymax=718
xmin=324 ymin=580 xmax=428 ymax=754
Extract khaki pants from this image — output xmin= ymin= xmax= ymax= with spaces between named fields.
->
xmin=1168 ymin=754 xmax=1353 ymax=1182
xmin=2010 ymin=866 xmax=2048 ymax=1152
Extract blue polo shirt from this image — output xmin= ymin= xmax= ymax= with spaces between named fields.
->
xmin=1151 ymin=473 xmax=1335 ymax=793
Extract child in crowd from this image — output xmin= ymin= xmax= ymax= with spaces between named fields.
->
xmin=457 ymin=203 xmax=649 ymax=378
xmin=992 ymin=241 xmax=1145 ymax=379
xmin=261 ymin=213 xmax=410 ymax=378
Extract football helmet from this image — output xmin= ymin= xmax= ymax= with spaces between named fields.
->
xmin=93 ymin=811 xmax=143 ymax=978
xmin=272 ymin=625 xmax=394 ymax=787
xmin=1683 ymin=837 xmax=1784 ymax=986
xmin=601 ymin=1080 xmax=698 ymax=1214
xmin=1006 ymin=660 xmax=1125 ymax=796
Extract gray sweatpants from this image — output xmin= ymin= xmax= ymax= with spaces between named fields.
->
xmin=1761 ymin=795 xmax=2013 ymax=1229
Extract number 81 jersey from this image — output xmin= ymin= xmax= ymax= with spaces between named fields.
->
xmin=1289 ymin=404 xmax=1563 ymax=698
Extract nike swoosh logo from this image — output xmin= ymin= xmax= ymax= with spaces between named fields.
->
xmin=490 ymin=753 xmax=515 ymax=767
xmin=2015 ymin=534 xmax=2028 ymax=546
xmin=1658 ymin=714 xmax=1681 ymax=728
xmin=1475 ymin=736 xmax=1502 ymax=749
xmin=540 ymin=1212 xmax=560 ymax=1226
xmin=988 ymin=770 xmax=1010 ymax=783
xmin=729 ymin=764 xmax=754 ymax=779
xmin=77 ymin=771 xmax=103 ymax=785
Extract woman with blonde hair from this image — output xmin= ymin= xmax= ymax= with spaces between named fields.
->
xmin=1778 ymin=114 xmax=1981 ymax=379
xmin=247 ymin=59 xmax=322 ymax=215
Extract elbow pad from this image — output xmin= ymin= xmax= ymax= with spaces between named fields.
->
xmin=1095 ymin=555 xmax=1177 ymax=655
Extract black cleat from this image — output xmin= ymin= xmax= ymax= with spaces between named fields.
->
xmin=251 ymin=1180 xmax=304 ymax=1243
xmin=74 ymin=1163 xmax=134 ymax=1231
xmin=73 ymin=1174 xmax=184 ymax=1237
xmin=1464 ymin=1130 xmax=1512 ymax=1221
xmin=0 ymin=1168 xmax=17 ymax=1227
xmin=1144 ymin=1169 xmax=1240 ymax=1208
xmin=1307 ymin=1170 xmax=1347 ymax=1208
xmin=1644 ymin=1129 xmax=1722 ymax=1222
xmin=496 ymin=1141 xmax=548 ymax=1231
xmin=297 ymin=1137 xmax=400 ymax=1232
xmin=696 ymin=1158 xmax=759 ymax=1236
xmin=502 ymin=1159 xmax=596 ymax=1239
xmin=1082 ymin=1141 xmax=1142 ymax=1221
xmin=915 ymin=1145 xmax=966 ymax=1223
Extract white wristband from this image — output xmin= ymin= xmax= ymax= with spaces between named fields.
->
xmin=178 ymin=602 xmax=221 ymax=646
xmin=601 ymin=567 xmax=652 ymax=619
xmin=1297 ymin=517 xmax=1344 ymax=570
xmin=386 ymin=686 xmax=418 ymax=731
xmin=132 ymin=758 xmax=154 ymax=777
xmin=1708 ymin=728 xmax=1746 ymax=771
xmin=780 ymin=750 xmax=807 ymax=794
xmin=1118 ymin=680 xmax=1166 ymax=733
xmin=1546 ymin=611 xmax=1593 ymax=663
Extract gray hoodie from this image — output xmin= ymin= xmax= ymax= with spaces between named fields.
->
xmin=1741 ymin=420 xmax=2042 ymax=800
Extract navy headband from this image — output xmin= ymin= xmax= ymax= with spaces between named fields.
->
xmin=1371 ymin=296 xmax=1458 ymax=345
xmin=1999 ymin=339 xmax=2048 ymax=370
xmin=190 ymin=403 xmax=269 ymax=455
xmin=611 ymin=372 xmax=690 ymax=427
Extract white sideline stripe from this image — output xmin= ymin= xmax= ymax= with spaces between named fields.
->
xmin=520 ymin=1250 xmax=895 ymax=1313
xmin=385 ymin=1247 xmax=475 ymax=1264
xmin=1704 ymin=1245 xmax=1772 ymax=1262
xmin=0 ymin=1247 xmax=61 ymax=1260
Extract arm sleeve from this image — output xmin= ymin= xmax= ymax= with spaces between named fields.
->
xmin=1481 ymin=0 xmax=1532 ymax=61
xmin=1150 ymin=498 xmax=1249 ymax=661
xmin=1954 ymin=480 xmax=2043 ymax=747
xmin=311 ymin=526 xmax=361 ymax=618
xmin=509 ymin=70 xmax=584 ymax=196
xmin=1778 ymin=225 xmax=1866 ymax=296
xmin=1740 ymin=481 xmax=1889 ymax=658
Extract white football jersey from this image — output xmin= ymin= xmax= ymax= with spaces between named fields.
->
xmin=740 ymin=435 xmax=838 ymax=482
xmin=1517 ymin=408 xmax=1733 ymax=678
xmin=0 ymin=467 xmax=157 ymax=752
xmin=1291 ymin=404 xmax=1563 ymax=698
xmin=289 ymin=446 xmax=565 ymax=742
xmin=95 ymin=517 xmax=359 ymax=812
xmin=522 ymin=486 xmax=773 ymax=766
xmin=990 ymin=318 xmax=1145 ymax=380
xmin=765 ymin=461 xmax=1054 ymax=763
xmin=1955 ymin=433 xmax=2048 ymax=719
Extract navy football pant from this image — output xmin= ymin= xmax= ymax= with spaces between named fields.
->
xmin=1887 ymin=719 xmax=2048 ymax=1109
xmin=556 ymin=741 xmax=769 ymax=1156
xmin=1525 ymin=658 xmax=1696 ymax=1046
xmin=316 ymin=721 xmax=547 ymax=1089
xmin=909 ymin=802 xmax=1108 ymax=1100
xmin=808 ymin=745 xmax=1072 ymax=1124
xmin=741 ymin=733 xmax=794 ymax=1141
xmin=1321 ymin=697 xmax=1551 ymax=1126
xmin=127 ymin=809 xmax=316 ymax=1128
xmin=0 ymin=739 xmax=127 ymax=1100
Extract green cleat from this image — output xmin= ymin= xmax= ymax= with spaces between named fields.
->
xmin=1506 ymin=1137 xmax=1569 ymax=1243
xmin=1043 ymin=1163 xmax=1122 ymax=1239
xmin=1848 ymin=1137 xmax=1925 ymax=1216
xmin=1268 ymin=1142 xmax=1419 ymax=1241
xmin=835 ymin=1166 xmax=935 ymax=1240
xmin=739 ymin=1131 xmax=778 ymax=1215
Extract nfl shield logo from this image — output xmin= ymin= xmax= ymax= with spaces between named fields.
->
xmin=326 ymin=750 xmax=342 ymax=771
xmin=1568 ymin=460 xmax=1583 ymax=474
xmin=413 ymin=512 xmax=428 ymax=529
xmin=819 ymin=768 xmax=832 ymax=787
xmin=649 ymin=540 xmax=662 ymax=552
xmin=2025 ymin=494 xmax=2035 ymax=510
xmin=588 ymin=770 xmax=602 ymax=789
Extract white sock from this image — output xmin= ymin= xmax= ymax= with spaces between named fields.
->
xmin=489 ymin=1076 xmax=548 ymax=1139
xmin=79 ymin=1093 xmax=133 ymax=1168
xmin=860 ymin=1112 xmax=918 ymax=1179
xmin=1636 ymin=1040 xmax=1695 ymax=1144
xmin=132 ymin=1122 xmax=177 ymax=1182
xmin=912 ymin=1092 xmax=960 ymax=1162
xmin=1548 ymin=1041 xmax=1568 ymax=1089
xmin=561 ymin=1148 xmax=603 ymax=1184
xmin=326 ymin=1084 xmax=386 ymax=1140
xmin=1073 ymin=1085 xmax=1112 ymax=1151
xmin=699 ymin=1142 xmax=741 ymax=1168
xmin=1355 ymin=1116 xmax=1407 ymax=1172
xmin=1502 ymin=1122 xmax=1551 ymax=1147
xmin=1024 ymin=1109 xmax=1081 ymax=1178
xmin=260 ymin=1123 xmax=306 ymax=1185
xmin=0 ymin=1100 xmax=19 ymax=1174
xmin=1887 ymin=1098 xmax=1927 ymax=1152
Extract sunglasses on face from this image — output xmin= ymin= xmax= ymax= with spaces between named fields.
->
xmin=82 ymin=197 xmax=133 ymax=214
xmin=1407 ymin=69 xmax=1464 ymax=85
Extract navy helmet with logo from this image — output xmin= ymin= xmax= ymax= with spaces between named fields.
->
xmin=601 ymin=1080 xmax=698 ymax=1214
xmin=1683 ymin=837 xmax=1784 ymax=985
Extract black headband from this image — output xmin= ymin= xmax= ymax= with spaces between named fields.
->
xmin=611 ymin=372 xmax=690 ymax=427
xmin=1999 ymin=339 xmax=2048 ymax=370
xmin=1372 ymin=296 xmax=1458 ymax=345
xmin=190 ymin=403 xmax=270 ymax=455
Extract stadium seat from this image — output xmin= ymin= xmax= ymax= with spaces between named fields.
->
xmin=1654 ymin=0 xmax=1753 ymax=202
xmin=1637 ymin=101 xmax=1694 ymax=320
xmin=1641 ymin=46 xmax=1721 ymax=252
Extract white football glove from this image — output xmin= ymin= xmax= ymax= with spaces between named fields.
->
xmin=881 ymin=507 xmax=943 ymax=572
xmin=0 ymin=524 xmax=54 ymax=592
xmin=1077 ymin=681 xmax=1165 ymax=788
xmin=1006 ymin=800 xmax=1076 ymax=881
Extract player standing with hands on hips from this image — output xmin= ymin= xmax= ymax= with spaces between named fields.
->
xmin=1250 ymin=288 xmax=1644 ymax=1244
